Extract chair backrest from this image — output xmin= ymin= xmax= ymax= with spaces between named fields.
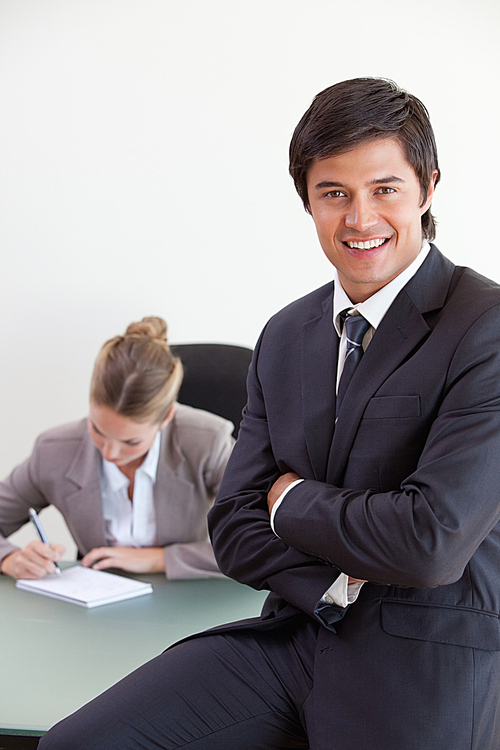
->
xmin=172 ymin=343 xmax=253 ymax=438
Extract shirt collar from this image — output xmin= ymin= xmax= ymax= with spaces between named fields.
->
xmin=100 ymin=430 xmax=162 ymax=490
xmin=333 ymin=240 xmax=430 ymax=335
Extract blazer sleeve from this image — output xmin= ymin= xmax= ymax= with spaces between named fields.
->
xmin=163 ymin=541 xmax=225 ymax=580
xmin=0 ymin=439 xmax=50 ymax=564
xmin=209 ymin=331 xmax=344 ymax=620
xmin=273 ymin=304 xmax=500 ymax=589
xmin=163 ymin=416 xmax=234 ymax=580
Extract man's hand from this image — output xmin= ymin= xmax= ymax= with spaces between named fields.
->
xmin=267 ymin=471 xmax=302 ymax=515
xmin=81 ymin=546 xmax=165 ymax=574
xmin=0 ymin=541 xmax=65 ymax=580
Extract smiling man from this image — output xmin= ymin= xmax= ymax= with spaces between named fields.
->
xmin=306 ymin=138 xmax=436 ymax=302
xmin=40 ymin=79 xmax=500 ymax=750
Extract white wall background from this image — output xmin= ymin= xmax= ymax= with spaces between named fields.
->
xmin=1 ymin=0 xmax=499 ymax=555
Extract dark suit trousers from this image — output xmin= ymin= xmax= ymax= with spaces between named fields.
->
xmin=38 ymin=617 xmax=318 ymax=750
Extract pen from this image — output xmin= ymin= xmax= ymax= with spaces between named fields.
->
xmin=28 ymin=507 xmax=62 ymax=576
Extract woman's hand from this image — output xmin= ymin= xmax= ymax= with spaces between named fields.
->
xmin=0 ymin=541 xmax=65 ymax=580
xmin=81 ymin=546 xmax=165 ymax=574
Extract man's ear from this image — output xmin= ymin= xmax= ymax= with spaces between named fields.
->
xmin=421 ymin=169 xmax=439 ymax=214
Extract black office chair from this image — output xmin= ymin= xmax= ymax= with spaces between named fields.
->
xmin=172 ymin=343 xmax=253 ymax=438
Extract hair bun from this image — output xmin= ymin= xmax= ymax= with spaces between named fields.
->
xmin=125 ymin=316 xmax=168 ymax=346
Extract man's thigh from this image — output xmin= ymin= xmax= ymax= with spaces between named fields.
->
xmin=39 ymin=618 xmax=317 ymax=750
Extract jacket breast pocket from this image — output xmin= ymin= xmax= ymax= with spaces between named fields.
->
xmin=363 ymin=395 xmax=421 ymax=419
xmin=346 ymin=395 xmax=431 ymax=491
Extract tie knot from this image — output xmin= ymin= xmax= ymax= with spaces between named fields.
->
xmin=343 ymin=312 xmax=370 ymax=348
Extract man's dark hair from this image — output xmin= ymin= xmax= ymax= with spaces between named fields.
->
xmin=289 ymin=77 xmax=441 ymax=241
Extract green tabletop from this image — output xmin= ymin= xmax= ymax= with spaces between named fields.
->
xmin=0 ymin=565 xmax=268 ymax=736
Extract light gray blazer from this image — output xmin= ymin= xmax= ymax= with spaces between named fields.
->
xmin=0 ymin=403 xmax=234 ymax=579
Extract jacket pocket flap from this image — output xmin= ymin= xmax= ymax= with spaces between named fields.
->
xmin=364 ymin=395 xmax=421 ymax=419
xmin=381 ymin=600 xmax=500 ymax=651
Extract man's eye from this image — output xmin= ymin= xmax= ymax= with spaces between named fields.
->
xmin=376 ymin=187 xmax=396 ymax=194
xmin=326 ymin=190 xmax=346 ymax=198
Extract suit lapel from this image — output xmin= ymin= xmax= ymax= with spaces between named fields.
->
xmin=301 ymin=287 xmax=338 ymax=481
xmin=64 ymin=429 xmax=107 ymax=549
xmin=153 ymin=420 xmax=192 ymax=534
xmin=325 ymin=246 xmax=456 ymax=486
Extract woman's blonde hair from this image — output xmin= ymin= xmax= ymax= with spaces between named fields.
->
xmin=90 ymin=317 xmax=184 ymax=424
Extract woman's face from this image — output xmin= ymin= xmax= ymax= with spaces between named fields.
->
xmin=88 ymin=403 xmax=172 ymax=470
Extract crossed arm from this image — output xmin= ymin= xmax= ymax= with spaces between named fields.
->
xmin=210 ymin=306 xmax=500 ymax=617
xmin=267 ymin=472 xmax=366 ymax=590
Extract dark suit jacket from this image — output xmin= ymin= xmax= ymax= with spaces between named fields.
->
xmin=208 ymin=246 xmax=500 ymax=749
xmin=0 ymin=404 xmax=234 ymax=579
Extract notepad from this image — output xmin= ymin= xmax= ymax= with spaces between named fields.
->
xmin=15 ymin=565 xmax=153 ymax=608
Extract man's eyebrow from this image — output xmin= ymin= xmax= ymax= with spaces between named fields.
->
xmin=313 ymin=180 xmax=344 ymax=190
xmin=370 ymin=175 xmax=405 ymax=185
xmin=313 ymin=176 xmax=406 ymax=190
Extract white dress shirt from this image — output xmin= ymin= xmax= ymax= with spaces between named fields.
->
xmin=99 ymin=431 xmax=161 ymax=548
xmin=271 ymin=241 xmax=431 ymax=607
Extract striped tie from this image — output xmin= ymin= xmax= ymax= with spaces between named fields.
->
xmin=336 ymin=311 xmax=371 ymax=418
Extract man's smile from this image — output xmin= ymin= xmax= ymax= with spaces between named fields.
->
xmin=343 ymin=238 xmax=390 ymax=250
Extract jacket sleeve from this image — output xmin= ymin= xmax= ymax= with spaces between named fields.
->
xmin=0 ymin=440 xmax=50 ymax=564
xmin=163 ymin=540 xmax=226 ymax=580
xmin=209 ymin=332 xmax=343 ymax=620
xmin=274 ymin=305 xmax=500 ymax=588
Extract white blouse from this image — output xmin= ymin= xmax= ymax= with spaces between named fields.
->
xmin=98 ymin=431 xmax=161 ymax=548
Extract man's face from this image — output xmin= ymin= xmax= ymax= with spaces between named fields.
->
xmin=306 ymin=138 xmax=437 ymax=303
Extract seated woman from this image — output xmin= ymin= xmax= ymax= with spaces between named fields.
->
xmin=0 ymin=317 xmax=234 ymax=580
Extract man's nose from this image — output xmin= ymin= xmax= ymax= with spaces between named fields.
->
xmin=344 ymin=195 xmax=378 ymax=232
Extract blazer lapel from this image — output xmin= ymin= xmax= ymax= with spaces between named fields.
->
xmin=64 ymin=429 xmax=107 ymax=549
xmin=301 ymin=287 xmax=338 ymax=481
xmin=153 ymin=420 xmax=192 ymax=535
xmin=326 ymin=246 xmax=456 ymax=486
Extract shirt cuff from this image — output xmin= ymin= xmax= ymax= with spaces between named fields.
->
xmin=270 ymin=478 xmax=304 ymax=534
xmin=321 ymin=573 xmax=365 ymax=608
